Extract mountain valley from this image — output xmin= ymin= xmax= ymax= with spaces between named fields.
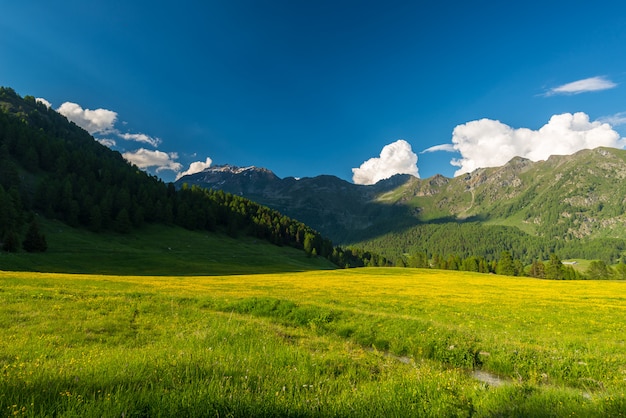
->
xmin=177 ymin=147 xmax=626 ymax=264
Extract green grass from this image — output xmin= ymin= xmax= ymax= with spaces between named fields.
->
xmin=1 ymin=268 xmax=625 ymax=416
xmin=0 ymin=219 xmax=336 ymax=275
xmin=484 ymin=211 xmax=538 ymax=235
xmin=561 ymin=259 xmax=592 ymax=273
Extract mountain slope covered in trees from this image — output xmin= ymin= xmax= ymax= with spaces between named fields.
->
xmin=178 ymin=148 xmax=626 ymax=266
xmin=0 ymin=87 xmax=373 ymax=270
xmin=177 ymin=165 xmax=415 ymax=243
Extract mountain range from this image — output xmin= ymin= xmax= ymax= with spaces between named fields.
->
xmin=3 ymin=85 xmax=625 ymax=268
xmin=176 ymin=147 xmax=626 ymax=263
xmin=176 ymin=165 xmax=414 ymax=243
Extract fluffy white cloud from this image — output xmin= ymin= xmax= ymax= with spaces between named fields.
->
xmin=35 ymin=98 xmax=51 ymax=108
xmin=446 ymin=112 xmax=624 ymax=176
xmin=55 ymin=100 xmax=163 ymax=149
xmin=175 ymin=157 xmax=213 ymax=181
xmin=352 ymin=139 xmax=419 ymax=185
xmin=122 ymin=148 xmax=183 ymax=173
xmin=118 ymin=132 xmax=162 ymax=147
xmin=57 ymin=102 xmax=118 ymax=134
xmin=546 ymin=76 xmax=617 ymax=96
xmin=49 ymin=98 xmax=188 ymax=178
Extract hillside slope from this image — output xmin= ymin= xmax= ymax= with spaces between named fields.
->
xmin=177 ymin=166 xmax=417 ymax=242
xmin=377 ymin=148 xmax=626 ymax=240
xmin=0 ymin=219 xmax=336 ymax=275
xmin=0 ymin=87 xmax=354 ymax=272
xmin=180 ymin=148 xmax=626 ymax=242
xmin=178 ymin=148 xmax=626 ymax=264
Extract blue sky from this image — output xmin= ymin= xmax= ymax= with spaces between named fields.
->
xmin=2 ymin=1 xmax=626 ymax=184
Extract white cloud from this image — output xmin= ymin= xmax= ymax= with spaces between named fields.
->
xmin=122 ymin=148 xmax=183 ymax=173
xmin=55 ymin=101 xmax=159 ymax=147
xmin=352 ymin=139 xmax=419 ymax=185
xmin=447 ymin=112 xmax=624 ymax=176
xmin=118 ymin=132 xmax=162 ymax=147
xmin=598 ymin=111 xmax=626 ymax=127
xmin=57 ymin=102 xmax=118 ymax=134
xmin=546 ymin=76 xmax=617 ymax=96
xmin=96 ymin=138 xmax=117 ymax=147
xmin=52 ymin=99 xmax=206 ymax=180
xmin=421 ymin=143 xmax=456 ymax=153
xmin=35 ymin=98 xmax=51 ymax=108
xmin=175 ymin=157 xmax=213 ymax=181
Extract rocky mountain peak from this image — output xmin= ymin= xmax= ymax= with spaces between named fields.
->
xmin=202 ymin=165 xmax=273 ymax=176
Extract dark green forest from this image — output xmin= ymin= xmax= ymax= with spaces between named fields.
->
xmin=355 ymin=222 xmax=626 ymax=279
xmin=358 ymin=222 xmax=626 ymax=265
xmin=0 ymin=87 xmax=373 ymax=268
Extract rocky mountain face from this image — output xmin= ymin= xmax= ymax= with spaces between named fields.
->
xmin=177 ymin=147 xmax=626 ymax=244
xmin=404 ymin=147 xmax=626 ymax=240
xmin=177 ymin=165 xmax=417 ymax=242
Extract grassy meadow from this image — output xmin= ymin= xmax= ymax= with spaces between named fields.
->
xmin=0 ymin=220 xmax=336 ymax=276
xmin=1 ymin=268 xmax=626 ymax=417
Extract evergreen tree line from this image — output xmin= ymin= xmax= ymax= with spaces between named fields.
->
xmin=396 ymin=250 xmax=586 ymax=279
xmin=357 ymin=222 xmax=626 ymax=266
xmin=0 ymin=87 xmax=370 ymax=267
xmin=415 ymin=249 xmax=626 ymax=280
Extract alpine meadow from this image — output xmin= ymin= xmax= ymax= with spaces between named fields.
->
xmin=2 ymin=85 xmax=626 ymax=417
xmin=2 ymin=270 xmax=626 ymax=417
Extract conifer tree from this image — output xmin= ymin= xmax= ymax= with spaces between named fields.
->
xmin=2 ymin=230 xmax=20 ymax=252
xmin=22 ymin=220 xmax=47 ymax=252
xmin=496 ymin=251 xmax=515 ymax=276
xmin=114 ymin=208 xmax=132 ymax=234
xmin=586 ymin=260 xmax=610 ymax=280
xmin=545 ymin=254 xmax=565 ymax=280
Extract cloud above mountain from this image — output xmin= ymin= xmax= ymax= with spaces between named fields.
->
xmin=57 ymin=102 xmax=117 ymax=134
xmin=122 ymin=149 xmax=182 ymax=173
xmin=55 ymin=101 xmax=161 ymax=148
xmin=352 ymin=139 xmax=419 ymax=185
xmin=43 ymin=98 xmax=200 ymax=176
xmin=424 ymin=112 xmax=625 ymax=176
xmin=118 ymin=132 xmax=162 ymax=147
xmin=176 ymin=157 xmax=213 ymax=180
xmin=35 ymin=98 xmax=52 ymax=108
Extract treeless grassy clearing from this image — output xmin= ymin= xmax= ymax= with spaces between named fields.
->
xmin=1 ymin=268 xmax=625 ymax=416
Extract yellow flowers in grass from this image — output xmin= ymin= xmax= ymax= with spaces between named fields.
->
xmin=1 ymin=268 xmax=626 ymax=416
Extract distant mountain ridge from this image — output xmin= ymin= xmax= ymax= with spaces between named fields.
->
xmin=188 ymin=165 xmax=281 ymax=194
xmin=177 ymin=147 xmax=626 ymax=262
xmin=177 ymin=165 xmax=416 ymax=243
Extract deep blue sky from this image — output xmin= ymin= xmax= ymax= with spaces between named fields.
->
xmin=2 ymin=1 xmax=626 ymax=183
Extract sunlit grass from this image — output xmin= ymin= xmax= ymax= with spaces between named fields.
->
xmin=0 ymin=220 xmax=336 ymax=275
xmin=1 ymin=268 xmax=625 ymax=416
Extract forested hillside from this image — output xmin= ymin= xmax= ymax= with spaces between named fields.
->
xmin=176 ymin=165 xmax=415 ymax=243
xmin=180 ymin=144 xmax=626 ymax=270
xmin=0 ymin=87 xmax=372 ymax=268
xmin=356 ymin=148 xmax=626 ymax=266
